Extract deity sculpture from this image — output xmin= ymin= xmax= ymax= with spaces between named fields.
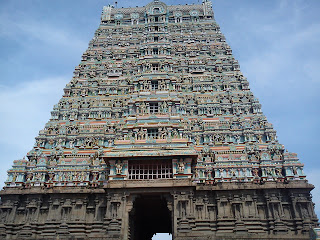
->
xmin=177 ymin=159 xmax=185 ymax=173
xmin=115 ymin=161 xmax=123 ymax=175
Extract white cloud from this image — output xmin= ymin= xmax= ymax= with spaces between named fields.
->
xmin=230 ymin=2 xmax=320 ymax=89
xmin=0 ymin=76 xmax=68 ymax=188
xmin=0 ymin=76 xmax=67 ymax=149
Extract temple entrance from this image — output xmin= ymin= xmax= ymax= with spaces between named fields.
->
xmin=129 ymin=194 xmax=172 ymax=240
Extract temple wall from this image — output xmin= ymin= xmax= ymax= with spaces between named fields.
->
xmin=0 ymin=181 xmax=317 ymax=239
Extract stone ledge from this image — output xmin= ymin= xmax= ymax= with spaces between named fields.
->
xmin=0 ymin=187 xmax=106 ymax=196
xmin=0 ymin=180 xmax=314 ymax=195
xmin=175 ymin=236 xmax=309 ymax=240
xmin=106 ymin=178 xmax=193 ymax=188
xmin=196 ymin=180 xmax=314 ymax=191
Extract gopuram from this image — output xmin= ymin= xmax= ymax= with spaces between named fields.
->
xmin=0 ymin=1 xmax=318 ymax=239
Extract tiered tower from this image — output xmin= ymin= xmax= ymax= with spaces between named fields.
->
xmin=0 ymin=1 xmax=318 ymax=239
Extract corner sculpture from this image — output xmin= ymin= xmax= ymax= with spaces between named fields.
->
xmin=0 ymin=1 xmax=318 ymax=239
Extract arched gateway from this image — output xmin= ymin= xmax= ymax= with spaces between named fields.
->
xmin=0 ymin=1 xmax=318 ymax=239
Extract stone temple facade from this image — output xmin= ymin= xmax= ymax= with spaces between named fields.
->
xmin=0 ymin=1 xmax=318 ymax=239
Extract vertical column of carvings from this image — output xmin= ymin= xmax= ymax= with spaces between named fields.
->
xmin=173 ymin=191 xmax=192 ymax=235
xmin=85 ymin=195 xmax=96 ymax=223
xmin=241 ymin=193 xmax=265 ymax=233
xmin=265 ymin=191 xmax=290 ymax=235
xmin=1 ymin=196 xmax=41 ymax=238
xmin=37 ymin=196 xmax=50 ymax=233
xmin=93 ymin=197 xmax=106 ymax=222
xmin=69 ymin=198 xmax=82 ymax=222
xmin=15 ymin=198 xmax=27 ymax=227
xmin=210 ymin=191 xmax=251 ymax=236
xmin=24 ymin=197 xmax=41 ymax=227
xmin=0 ymin=197 xmax=19 ymax=238
xmin=230 ymin=194 xmax=248 ymax=234
xmin=0 ymin=219 xmax=4 ymax=239
xmin=16 ymin=197 xmax=40 ymax=239
xmin=289 ymin=190 xmax=318 ymax=235
xmin=205 ymin=192 xmax=218 ymax=232
xmin=87 ymin=196 xmax=107 ymax=238
xmin=1 ymin=198 xmax=18 ymax=224
xmin=104 ymin=193 xmax=126 ymax=238
xmin=192 ymin=192 xmax=216 ymax=232
xmin=259 ymin=188 xmax=318 ymax=237
xmin=48 ymin=198 xmax=61 ymax=222
xmin=215 ymin=192 xmax=234 ymax=235
xmin=123 ymin=194 xmax=137 ymax=240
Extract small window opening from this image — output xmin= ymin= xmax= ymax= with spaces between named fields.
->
xmin=153 ymin=48 xmax=159 ymax=55
xmin=152 ymin=64 xmax=159 ymax=71
xmin=151 ymin=81 xmax=158 ymax=90
xmin=149 ymin=102 xmax=159 ymax=113
xmin=147 ymin=128 xmax=159 ymax=138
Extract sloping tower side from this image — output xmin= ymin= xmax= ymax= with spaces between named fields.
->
xmin=0 ymin=1 xmax=318 ymax=239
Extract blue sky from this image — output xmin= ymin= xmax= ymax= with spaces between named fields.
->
xmin=0 ymin=1 xmax=319 ymax=238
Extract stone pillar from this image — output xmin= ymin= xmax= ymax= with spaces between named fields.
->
xmin=104 ymin=192 xmax=125 ymax=239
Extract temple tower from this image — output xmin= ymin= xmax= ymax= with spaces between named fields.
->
xmin=0 ymin=1 xmax=318 ymax=239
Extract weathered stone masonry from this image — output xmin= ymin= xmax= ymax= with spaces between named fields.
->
xmin=0 ymin=181 xmax=317 ymax=239
xmin=0 ymin=0 xmax=318 ymax=239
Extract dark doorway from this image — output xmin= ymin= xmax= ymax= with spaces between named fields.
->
xmin=130 ymin=194 xmax=172 ymax=240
